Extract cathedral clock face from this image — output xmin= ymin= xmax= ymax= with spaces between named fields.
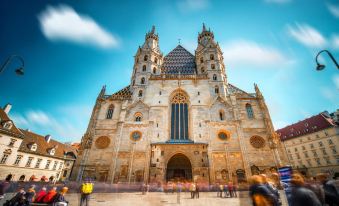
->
xmin=131 ymin=131 xmax=142 ymax=141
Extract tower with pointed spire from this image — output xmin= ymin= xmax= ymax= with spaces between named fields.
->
xmin=72 ymin=24 xmax=289 ymax=185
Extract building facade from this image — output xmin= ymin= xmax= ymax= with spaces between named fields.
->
xmin=0 ymin=105 xmax=77 ymax=182
xmin=73 ymin=25 xmax=288 ymax=184
xmin=277 ymin=112 xmax=339 ymax=178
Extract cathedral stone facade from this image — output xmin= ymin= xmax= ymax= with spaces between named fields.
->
xmin=72 ymin=25 xmax=288 ymax=184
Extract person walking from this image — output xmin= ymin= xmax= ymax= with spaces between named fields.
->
xmin=42 ymin=186 xmax=58 ymax=204
xmin=0 ymin=175 xmax=12 ymax=200
xmin=288 ymin=174 xmax=321 ymax=206
xmin=218 ymin=183 xmax=223 ymax=198
xmin=3 ymin=187 xmax=26 ymax=206
xmin=24 ymin=185 xmax=36 ymax=204
xmin=34 ymin=187 xmax=47 ymax=203
xmin=189 ymin=182 xmax=195 ymax=199
xmin=195 ymin=183 xmax=200 ymax=199
xmin=223 ymin=183 xmax=229 ymax=198
xmin=249 ymin=175 xmax=278 ymax=206
xmin=52 ymin=187 xmax=69 ymax=206
xmin=228 ymin=182 xmax=233 ymax=198
xmin=316 ymin=173 xmax=339 ymax=206
xmin=80 ymin=178 xmax=94 ymax=206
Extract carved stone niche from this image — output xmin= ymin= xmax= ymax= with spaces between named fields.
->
xmin=95 ymin=136 xmax=111 ymax=149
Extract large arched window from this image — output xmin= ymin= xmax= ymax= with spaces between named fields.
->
xmin=144 ymin=55 xmax=148 ymax=61
xmin=142 ymin=65 xmax=146 ymax=72
xmin=106 ymin=104 xmax=114 ymax=119
xmin=246 ymin=103 xmax=254 ymax=119
xmin=213 ymin=74 xmax=217 ymax=81
xmin=215 ymin=86 xmax=219 ymax=94
xmin=154 ymin=57 xmax=158 ymax=64
xmin=170 ymin=91 xmax=189 ymax=141
xmin=141 ymin=77 xmax=145 ymax=84
xmin=134 ymin=112 xmax=142 ymax=122
xmin=210 ymin=54 xmax=214 ymax=60
xmin=153 ymin=67 xmax=156 ymax=74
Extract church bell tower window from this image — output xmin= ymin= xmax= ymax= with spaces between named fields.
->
xmin=170 ymin=91 xmax=189 ymax=141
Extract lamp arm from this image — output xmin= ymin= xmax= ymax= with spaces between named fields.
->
xmin=324 ymin=50 xmax=339 ymax=69
xmin=0 ymin=55 xmax=25 ymax=74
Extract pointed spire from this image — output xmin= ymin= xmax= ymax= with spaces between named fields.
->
xmin=202 ymin=23 xmax=206 ymax=32
xmin=151 ymin=25 xmax=155 ymax=34
xmin=98 ymin=85 xmax=106 ymax=99
xmin=254 ymin=83 xmax=263 ymax=98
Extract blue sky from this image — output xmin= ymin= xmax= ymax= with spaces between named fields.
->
xmin=0 ymin=0 xmax=338 ymax=143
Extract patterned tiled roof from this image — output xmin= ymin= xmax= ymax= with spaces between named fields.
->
xmin=19 ymin=129 xmax=77 ymax=159
xmin=161 ymin=45 xmax=197 ymax=75
xmin=277 ymin=112 xmax=336 ymax=141
xmin=109 ymin=85 xmax=132 ymax=100
xmin=228 ymin=83 xmax=255 ymax=98
xmin=0 ymin=108 xmax=24 ymax=138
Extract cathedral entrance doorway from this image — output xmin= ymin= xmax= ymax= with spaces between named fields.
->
xmin=166 ymin=153 xmax=192 ymax=182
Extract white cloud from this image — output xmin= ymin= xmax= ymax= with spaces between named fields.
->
xmin=177 ymin=0 xmax=209 ymax=12
xmin=38 ymin=5 xmax=119 ymax=48
xmin=327 ymin=3 xmax=339 ymax=18
xmin=333 ymin=74 xmax=339 ymax=89
xmin=332 ymin=34 xmax=339 ymax=49
xmin=265 ymin=0 xmax=291 ymax=4
xmin=11 ymin=110 xmax=84 ymax=142
xmin=287 ymin=23 xmax=327 ymax=48
xmin=221 ymin=40 xmax=290 ymax=67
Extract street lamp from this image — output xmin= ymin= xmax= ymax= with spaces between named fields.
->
xmin=0 ymin=55 xmax=25 ymax=75
xmin=315 ymin=50 xmax=339 ymax=71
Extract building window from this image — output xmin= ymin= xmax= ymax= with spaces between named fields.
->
xmin=106 ymin=104 xmax=114 ymax=119
xmin=170 ymin=91 xmax=189 ymax=141
xmin=328 ymin=139 xmax=333 ymax=145
xmin=0 ymin=154 xmax=9 ymax=164
xmin=161 ymin=151 xmax=164 ymax=156
xmin=201 ymin=67 xmax=205 ymax=73
xmin=154 ymin=57 xmax=158 ymax=64
xmin=9 ymin=138 xmax=17 ymax=147
xmin=312 ymin=150 xmax=318 ymax=157
xmin=142 ymin=65 xmax=146 ymax=72
xmin=14 ymin=155 xmax=23 ymax=165
xmin=210 ymin=54 xmax=214 ymax=60
xmin=35 ymin=159 xmax=42 ymax=168
xmin=295 ymin=148 xmax=298 ymax=152
xmin=63 ymin=170 xmax=68 ymax=177
xmin=332 ymin=147 xmax=337 ymax=154
xmin=218 ymin=131 xmax=230 ymax=141
xmin=324 ymin=157 xmax=331 ymax=164
xmin=214 ymin=86 xmax=219 ymax=94
xmin=138 ymin=90 xmax=143 ymax=97
xmin=219 ymin=110 xmax=224 ymax=121
xmin=141 ymin=77 xmax=145 ymax=84
xmin=200 ymin=57 xmax=203 ymax=63
xmin=319 ymin=141 xmax=323 ymax=147
xmin=151 ymin=151 xmax=154 ymax=158
xmin=250 ymin=136 xmax=265 ymax=149
xmin=296 ymin=153 xmax=300 ymax=159
xmin=144 ymin=55 xmax=148 ymax=61
xmin=304 ymin=152 xmax=309 ymax=158
xmin=322 ymin=149 xmax=327 ymax=155
xmin=135 ymin=112 xmax=142 ymax=122
xmin=213 ymin=74 xmax=217 ymax=81
xmin=45 ymin=160 xmax=51 ymax=169
xmin=52 ymin=161 xmax=58 ymax=170
xmin=246 ymin=104 xmax=254 ymax=119
xmin=59 ymin=162 xmax=63 ymax=170
xmin=306 ymin=159 xmax=312 ymax=167
xmin=26 ymin=157 xmax=33 ymax=167
xmin=324 ymin=131 xmax=328 ymax=136
xmin=153 ymin=67 xmax=156 ymax=74
xmin=289 ymin=154 xmax=293 ymax=160
xmin=211 ymin=64 xmax=215 ymax=70
xmin=310 ymin=144 xmax=314 ymax=149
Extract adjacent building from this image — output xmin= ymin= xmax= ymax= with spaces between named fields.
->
xmin=277 ymin=111 xmax=339 ymax=178
xmin=72 ymin=25 xmax=288 ymax=184
xmin=0 ymin=104 xmax=77 ymax=181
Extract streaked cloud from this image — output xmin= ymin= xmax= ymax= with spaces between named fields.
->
xmin=333 ymin=74 xmax=339 ymax=90
xmin=177 ymin=0 xmax=209 ymax=12
xmin=287 ymin=23 xmax=327 ymax=48
xmin=11 ymin=109 xmax=85 ymax=142
xmin=38 ymin=4 xmax=119 ymax=48
xmin=327 ymin=3 xmax=339 ymax=18
xmin=222 ymin=40 xmax=290 ymax=67
xmin=264 ymin=0 xmax=291 ymax=4
xmin=332 ymin=34 xmax=339 ymax=49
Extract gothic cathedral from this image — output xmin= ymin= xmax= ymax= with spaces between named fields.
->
xmin=72 ymin=25 xmax=288 ymax=184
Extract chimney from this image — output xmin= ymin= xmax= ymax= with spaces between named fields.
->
xmin=3 ymin=104 xmax=12 ymax=114
xmin=45 ymin=134 xmax=51 ymax=143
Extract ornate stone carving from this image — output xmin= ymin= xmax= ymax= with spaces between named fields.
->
xmin=95 ymin=136 xmax=110 ymax=149
xmin=250 ymin=136 xmax=265 ymax=149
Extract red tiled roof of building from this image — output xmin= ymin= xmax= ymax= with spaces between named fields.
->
xmin=276 ymin=112 xmax=336 ymax=141
xmin=0 ymin=108 xmax=24 ymax=138
xmin=18 ymin=129 xmax=77 ymax=159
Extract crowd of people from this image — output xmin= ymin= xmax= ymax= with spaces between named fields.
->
xmin=216 ymin=181 xmax=238 ymax=198
xmin=248 ymin=172 xmax=339 ymax=206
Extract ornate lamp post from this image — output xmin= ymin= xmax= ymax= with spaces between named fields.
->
xmin=315 ymin=50 xmax=339 ymax=71
xmin=0 ymin=55 xmax=25 ymax=75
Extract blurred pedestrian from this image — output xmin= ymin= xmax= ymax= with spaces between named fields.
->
xmin=189 ymin=182 xmax=195 ymax=199
xmin=316 ymin=173 xmax=339 ymax=206
xmin=288 ymin=173 xmax=321 ymax=206
xmin=24 ymin=185 xmax=36 ymax=204
xmin=228 ymin=182 xmax=233 ymax=198
xmin=80 ymin=178 xmax=94 ymax=206
xmin=195 ymin=183 xmax=200 ymax=199
xmin=249 ymin=175 xmax=277 ymax=206
xmin=233 ymin=182 xmax=238 ymax=197
xmin=42 ymin=186 xmax=58 ymax=203
xmin=3 ymin=187 xmax=26 ymax=206
xmin=218 ymin=183 xmax=223 ymax=198
xmin=34 ymin=186 xmax=47 ymax=203
xmin=52 ymin=186 xmax=69 ymax=206
xmin=223 ymin=183 xmax=229 ymax=198
xmin=260 ymin=174 xmax=280 ymax=205
xmin=0 ymin=175 xmax=12 ymax=200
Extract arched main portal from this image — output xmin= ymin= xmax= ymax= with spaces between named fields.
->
xmin=166 ymin=153 xmax=192 ymax=181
